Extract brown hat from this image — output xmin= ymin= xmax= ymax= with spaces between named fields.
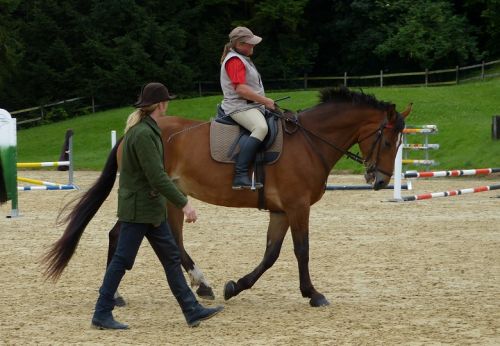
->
xmin=229 ymin=26 xmax=262 ymax=45
xmin=134 ymin=82 xmax=176 ymax=108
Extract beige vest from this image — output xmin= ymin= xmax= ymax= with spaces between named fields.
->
xmin=220 ymin=50 xmax=265 ymax=115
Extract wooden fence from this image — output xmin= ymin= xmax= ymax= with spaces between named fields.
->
xmin=9 ymin=59 xmax=500 ymax=123
xmin=11 ymin=97 xmax=94 ymax=126
xmin=196 ymin=59 xmax=500 ymax=96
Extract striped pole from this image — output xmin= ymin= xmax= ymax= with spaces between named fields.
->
xmin=326 ymin=184 xmax=408 ymax=191
xmin=402 ymin=143 xmax=440 ymax=150
xmin=402 ymin=159 xmax=436 ymax=165
xmin=18 ymin=185 xmax=78 ymax=191
xmin=17 ymin=177 xmax=66 ymax=187
xmin=403 ymin=128 xmax=438 ymax=134
xmin=402 ymin=184 xmax=500 ymax=201
xmin=16 ymin=161 xmax=70 ymax=168
xmin=403 ymin=168 xmax=500 ymax=179
xmin=404 ymin=124 xmax=437 ymax=130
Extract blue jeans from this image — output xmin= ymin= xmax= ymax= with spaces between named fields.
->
xmin=94 ymin=221 xmax=198 ymax=316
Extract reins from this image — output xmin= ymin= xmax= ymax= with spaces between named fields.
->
xmin=166 ymin=96 xmax=399 ymax=179
xmin=273 ymin=110 xmax=395 ymax=176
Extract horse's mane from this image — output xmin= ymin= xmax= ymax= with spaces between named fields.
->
xmin=319 ymin=86 xmax=392 ymax=111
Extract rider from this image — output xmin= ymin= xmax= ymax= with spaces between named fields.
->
xmin=220 ymin=26 xmax=276 ymax=190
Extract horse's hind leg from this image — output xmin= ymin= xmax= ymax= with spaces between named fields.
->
xmin=288 ymin=207 xmax=329 ymax=307
xmin=107 ymin=221 xmax=126 ymax=307
xmin=167 ymin=202 xmax=215 ymax=300
xmin=224 ymin=211 xmax=289 ymax=300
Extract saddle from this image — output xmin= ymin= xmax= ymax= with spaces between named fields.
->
xmin=209 ymin=106 xmax=298 ymax=210
xmin=209 ymin=105 xmax=283 ymax=165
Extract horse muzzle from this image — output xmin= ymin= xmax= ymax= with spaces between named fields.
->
xmin=364 ymin=170 xmax=390 ymax=191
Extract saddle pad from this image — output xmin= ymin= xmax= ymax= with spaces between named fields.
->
xmin=210 ymin=119 xmax=283 ymax=164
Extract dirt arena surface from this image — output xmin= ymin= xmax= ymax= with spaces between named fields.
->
xmin=1 ymin=171 xmax=499 ymax=345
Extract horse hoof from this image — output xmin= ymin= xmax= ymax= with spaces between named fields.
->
xmin=223 ymin=280 xmax=237 ymax=301
xmin=114 ymin=296 xmax=127 ymax=307
xmin=309 ymin=294 xmax=330 ymax=307
xmin=196 ymin=283 xmax=215 ymax=300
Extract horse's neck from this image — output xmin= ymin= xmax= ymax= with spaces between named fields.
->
xmin=299 ymin=106 xmax=365 ymax=166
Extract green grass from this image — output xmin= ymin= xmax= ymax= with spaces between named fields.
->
xmin=16 ymin=78 xmax=500 ymax=172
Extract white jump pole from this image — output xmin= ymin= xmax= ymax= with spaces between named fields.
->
xmin=111 ymin=130 xmax=117 ymax=149
xmin=68 ymin=133 xmax=74 ymax=186
xmin=392 ymin=141 xmax=403 ymax=201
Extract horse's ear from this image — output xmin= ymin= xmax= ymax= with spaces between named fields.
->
xmin=400 ymin=103 xmax=413 ymax=119
xmin=390 ymin=103 xmax=396 ymax=110
xmin=388 ymin=103 xmax=397 ymax=118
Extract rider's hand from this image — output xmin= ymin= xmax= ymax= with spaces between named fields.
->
xmin=182 ymin=202 xmax=198 ymax=223
xmin=263 ymin=97 xmax=276 ymax=111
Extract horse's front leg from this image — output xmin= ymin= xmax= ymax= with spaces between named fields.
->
xmin=224 ymin=211 xmax=289 ymax=300
xmin=167 ymin=202 xmax=215 ymax=300
xmin=288 ymin=206 xmax=330 ymax=307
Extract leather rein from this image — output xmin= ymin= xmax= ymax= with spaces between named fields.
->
xmin=274 ymin=110 xmax=399 ymax=178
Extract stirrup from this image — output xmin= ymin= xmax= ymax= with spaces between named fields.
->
xmin=232 ymin=181 xmax=263 ymax=190
xmin=231 ymin=183 xmax=263 ymax=190
xmin=233 ymin=183 xmax=263 ymax=190
xmin=232 ymin=173 xmax=263 ymax=190
xmin=250 ymin=170 xmax=263 ymax=190
xmin=249 ymin=182 xmax=263 ymax=190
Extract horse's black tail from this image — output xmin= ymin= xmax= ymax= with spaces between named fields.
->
xmin=42 ymin=138 xmax=123 ymax=281
xmin=0 ymin=158 xmax=8 ymax=204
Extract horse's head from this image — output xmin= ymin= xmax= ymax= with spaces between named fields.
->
xmin=358 ymin=103 xmax=412 ymax=190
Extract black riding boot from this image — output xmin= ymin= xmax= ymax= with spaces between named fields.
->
xmin=157 ymin=240 xmax=223 ymax=327
xmin=168 ymin=265 xmax=224 ymax=327
xmin=232 ymin=136 xmax=263 ymax=190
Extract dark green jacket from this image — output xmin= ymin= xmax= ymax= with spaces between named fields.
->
xmin=117 ymin=115 xmax=188 ymax=224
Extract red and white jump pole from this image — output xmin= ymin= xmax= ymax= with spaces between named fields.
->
xmin=393 ymin=142 xmax=500 ymax=201
xmin=402 ymin=184 xmax=500 ymax=201
xmin=403 ymin=168 xmax=500 ymax=179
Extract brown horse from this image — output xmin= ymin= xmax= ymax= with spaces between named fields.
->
xmin=43 ymin=87 xmax=410 ymax=307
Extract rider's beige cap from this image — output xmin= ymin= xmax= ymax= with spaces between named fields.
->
xmin=229 ymin=27 xmax=262 ymax=45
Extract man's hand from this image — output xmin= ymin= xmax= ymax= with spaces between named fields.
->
xmin=182 ymin=202 xmax=198 ymax=223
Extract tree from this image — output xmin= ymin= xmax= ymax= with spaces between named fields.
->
xmin=375 ymin=0 xmax=480 ymax=69
xmin=482 ymin=0 xmax=500 ymax=57
xmin=245 ymin=0 xmax=318 ymax=79
xmin=10 ymin=0 xmax=90 ymax=106
xmin=83 ymin=0 xmax=201 ymax=104
xmin=0 ymin=0 xmax=23 ymax=107
xmin=1 ymin=0 xmax=497 ymax=112
xmin=179 ymin=0 xmax=235 ymax=83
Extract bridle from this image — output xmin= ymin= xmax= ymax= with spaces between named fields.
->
xmin=358 ymin=118 xmax=400 ymax=178
xmin=275 ymin=110 xmax=401 ymax=177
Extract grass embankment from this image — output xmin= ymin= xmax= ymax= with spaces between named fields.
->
xmin=17 ymin=79 xmax=500 ymax=172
